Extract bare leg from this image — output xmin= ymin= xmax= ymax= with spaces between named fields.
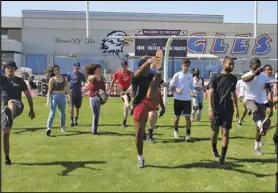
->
xmin=146 ymin=72 xmax=162 ymax=100
xmin=239 ymin=103 xmax=247 ymax=123
xmin=220 ymin=128 xmax=230 ymax=163
xmin=211 ymin=126 xmax=220 ymax=157
xmin=185 ymin=116 xmax=192 ymax=141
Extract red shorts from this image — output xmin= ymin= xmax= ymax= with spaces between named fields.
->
xmin=133 ymin=95 xmax=161 ymax=122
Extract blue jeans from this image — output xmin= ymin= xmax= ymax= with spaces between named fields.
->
xmin=47 ymin=93 xmax=66 ymax=128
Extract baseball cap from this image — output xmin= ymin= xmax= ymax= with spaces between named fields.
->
xmin=73 ymin=62 xmax=80 ymax=67
xmin=3 ymin=61 xmax=18 ymax=70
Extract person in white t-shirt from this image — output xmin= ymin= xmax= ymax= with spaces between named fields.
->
xmin=236 ymin=75 xmax=248 ymax=126
xmin=191 ymin=68 xmax=205 ymax=122
xmin=241 ymin=58 xmax=273 ymax=156
xmin=169 ymin=59 xmax=195 ymax=141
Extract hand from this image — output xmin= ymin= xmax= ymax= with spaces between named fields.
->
xmin=176 ymin=88 xmax=182 ymax=94
xmin=159 ymin=109 xmax=165 ymax=117
xmin=254 ymin=67 xmax=263 ymax=76
xmin=45 ymin=100 xmax=49 ymax=107
xmin=204 ymin=92 xmax=208 ymax=99
xmin=208 ymin=109 xmax=214 ymax=121
xmin=147 ymin=57 xmax=154 ymax=64
xmin=29 ymin=110 xmax=35 ymax=119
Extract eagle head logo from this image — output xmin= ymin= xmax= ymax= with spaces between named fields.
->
xmin=100 ymin=31 xmax=133 ymax=57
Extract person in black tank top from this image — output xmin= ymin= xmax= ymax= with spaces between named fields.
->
xmin=46 ymin=65 xmax=72 ymax=136
xmin=125 ymin=50 xmax=164 ymax=168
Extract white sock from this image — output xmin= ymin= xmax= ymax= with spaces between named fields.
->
xmin=256 ymin=120 xmax=262 ymax=128
xmin=138 ymin=155 xmax=144 ymax=160
xmin=47 ymin=128 xmax=51 ymax=130
xmin=254 ymin=141 xmax=260 ymax=149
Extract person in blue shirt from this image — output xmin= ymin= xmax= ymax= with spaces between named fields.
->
xmin=67 ymin=63 xmax=87 ymax=126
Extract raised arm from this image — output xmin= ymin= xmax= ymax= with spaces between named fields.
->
xmin=133 ymin=57 xmax=153 ymax=78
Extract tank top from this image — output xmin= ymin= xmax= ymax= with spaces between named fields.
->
xmin=193 ymin=77 xmax=203 ymax=92
xmin=52 ymin=76 xmax=65 ymax=91
xmin=89 ymin=76 xmax=106 ymax=97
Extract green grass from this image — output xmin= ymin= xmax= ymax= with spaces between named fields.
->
xmin=1 ymin=97 xmax=277 ymax=192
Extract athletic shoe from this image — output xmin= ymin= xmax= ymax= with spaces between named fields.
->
xmin=212 ymin=150 xmax=220 ymax=158
xmin=260 ymin=118 xmax=271 ymax=135
xmin=237 ymin=122 xmax=243 ymax=127
xmin=46 ymin=128 xmax=51 ymax=136
xmin=174 ymin=131 xmax=179 ymax=139
xmin=219 ymin=157 xmax=225 ymax=165
xmin=254 ymin=148 xmax=264 ymax=156
xmin=92 ymin=132 xmax=99 ymax=136
xmin=122 ymin=124 xmax=127 ymax=128
xmin=61 ymin=127 xmax=66 ymax=132
xmin=138 ymin=159 xmax=145 ymax=168
xmin=147 ymin=136 xmax=155 ymax=144
xmin=185 ymin=135 xmax=192 ymax=142
xmin=70 ymin=122 xmax=74 ymax=127
xmin=5 ymin=157 xmax=11 ymax=165
xmin=74 ymin=122 xmax=78 ymax=126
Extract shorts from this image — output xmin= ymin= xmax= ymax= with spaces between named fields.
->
xmin=1 ymin=100 xmax=23 ymax=129
xmin=174 ymin=99 xmax=191 ymax=117
xmin=133 ymin=96 xmax=160 ymax=122
xmin=211 ymin=111 xmax=234 ymax=130
xmin=10 ymin=99 xmax=24 ymax=118
xmin=119 ymin=88 xmax=131 ymax=102
xmin=71 ymin=95 xmax=83 ymax=109
xmin=245 ymin=100 xmax=266 ymax=121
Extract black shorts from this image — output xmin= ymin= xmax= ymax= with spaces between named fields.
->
xmin=174 ymin=99 xmax=191 ymax=117
xmin=71 ymin=96 xmax=83 ymax=109
xmin=211 ymin=111 xmax=234 ymax=130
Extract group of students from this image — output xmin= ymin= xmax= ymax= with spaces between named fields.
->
xmin=1 ymin=53 xmax=277 ymax=171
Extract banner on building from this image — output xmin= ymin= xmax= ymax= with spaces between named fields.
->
xmin=134 ymin=29 xmax=188 ymax=57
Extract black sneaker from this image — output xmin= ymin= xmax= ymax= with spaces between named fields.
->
xmin=5 ymin=157 xmax=11 ymax=165
xmin=219 ymin=157 xmax=225 ymax=165
xmin=46 ymin=129 xmax=51 ymax=136
xmin=74 ymin=122 xmax=78 ymax=126
xmin=212 ymin=150 xmax=220 ymax=158
xmin=138 ymin=159 xmax=145 ymax=168
xmin=70 ymin=122 xmax=74 ymax=127
xmin=122 ymin=124 xmax=127 ymax=128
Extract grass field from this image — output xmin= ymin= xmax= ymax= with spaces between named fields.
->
xmin=1 ymin=97 xmax=277 ymax=192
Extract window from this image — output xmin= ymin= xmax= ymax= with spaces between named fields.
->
xmin=1 ymin=34 xmax=8 ymax=39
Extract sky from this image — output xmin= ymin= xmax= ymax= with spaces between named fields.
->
xmin=1 ymin=1 xmax=277 ymax=24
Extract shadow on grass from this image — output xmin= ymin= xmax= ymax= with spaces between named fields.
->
xmin=79 ymin=124 xmax=133 ymax=127
xmin=13 ymin=127 xmax=59 ymax=134
xmin=14 ymin=160 xmax=106 ymax=176
xmin=156 ymin=136 xmax=254 ymax=144
xmin=147 ymin=160 xmax=274 ymax=178
xmin=226 ymin=157 xmax=277 ymax=164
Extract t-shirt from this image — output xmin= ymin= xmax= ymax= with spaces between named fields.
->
xmin=210 ymin=72 xmax=237 ymax=113
xmin=169 ymin=71 xmax=194 ymax=101
xmin=242 ymin=71 xmax=270 ymax=104
xmin=67 ymin=72 xmax=86 ymax=97
xmin=132 ymin=73 xmax=154 ymax=107
xmin=192 ymin=76 xmax=203 ymax=94
xmin=236 ymin=80 xmax=246 ymax=99
xmin=1 ymin=76 xmax=28 ymax=106
xmin=112 ymin=69 xmax=132 ymax=89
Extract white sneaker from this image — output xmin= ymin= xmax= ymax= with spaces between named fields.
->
xmin=61 ymin=127 xmax=66 ymax=132
xmin=185 ymin=135 xmax=192 ymax=142
xmin=174 ymin=131 xmax=179 ymax=139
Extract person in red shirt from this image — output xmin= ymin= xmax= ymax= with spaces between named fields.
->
xmin=84 ymin=64 xmax=106 ymax=135
xmin=108 ymin=60 xmax=132 ymax=127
